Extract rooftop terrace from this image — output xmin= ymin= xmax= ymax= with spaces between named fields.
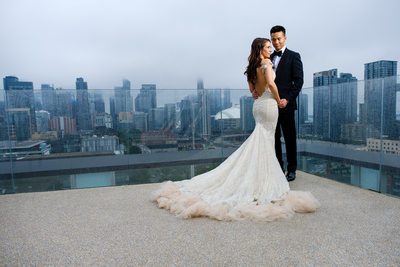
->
xmin=1 ymin=171 xmax=399 ymax=266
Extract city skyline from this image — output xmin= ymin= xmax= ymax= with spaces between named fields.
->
xmin=1 ymin=0 xmax=399 ymax=90
xmin=1 ymin=60 xmax=400 ymax=159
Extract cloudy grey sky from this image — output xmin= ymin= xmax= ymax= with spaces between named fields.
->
xmin=0 ymin=0 xmax=399 ymax=90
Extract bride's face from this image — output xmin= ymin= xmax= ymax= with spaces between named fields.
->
xmin=260 ymin=41 xmax=272 ymax=59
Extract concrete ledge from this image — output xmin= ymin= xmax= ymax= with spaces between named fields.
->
xmin=0 ymin=171 xmax=399 ymax=266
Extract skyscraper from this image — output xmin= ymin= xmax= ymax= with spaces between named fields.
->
xmin=133 ymin=112 xmax=148 ymax=132
xmin=3 ymin=76 xmax=36 ymax=139
xmin=363 ymin=60 xmax=397 ymax=138
xmin=240 ymin=96 xmax=255 ymax=132
xmin=7 ymin=109 xmax=32 ymax=141
xmin=75 ymin=77 xmax=91 ymax=131
xmin=114 ymin=79 xmax=133 ymax=115
xmin=313 ymin=69 xmax=337 ymax=139
xmin=313 ymin=69 xmax=358 ymax=140
xmin=148 ymin=107 xmax=164 ymax=131
xmin=93 ymin=93 xmax=105 ymax=114
xmin=164 ymin=103 xmax=176 ymax=131
xmin=298 ymin=92 xmax=308 ymax=125
xmin=197 ymin=79 xmax=211 ymax=138
xmin=223 ymin=89 xmax=232 ymax=109
xmin=179 ymin=99 xmax=193 ymax=136
xmin=135 ymin=84 xmax=156 ymax=113
xmin=0 ymin=100 xmax=7 ymax=141
xmin=209 ymin=89 xmax=222 ymax=116
xmin=109 ymin=97 xmax=117 ymax=130
xmin=338 ymin=73 xmax=358 ymax=123
xmin=55 ymin=89 xmax=73 ymax=118
xmin=35 ymin=110 xmax=50 ymax=133
xmin=41 ymin=84 xmax=56 ymax=118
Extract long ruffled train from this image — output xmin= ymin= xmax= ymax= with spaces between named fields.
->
xmin=152 ymin=182 xmax=320 ymax=222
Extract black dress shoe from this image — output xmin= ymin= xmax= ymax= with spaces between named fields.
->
xmin=286 ymin=172 xmax=296 ymax=182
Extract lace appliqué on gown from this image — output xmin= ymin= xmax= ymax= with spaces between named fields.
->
xmin=153 ymin=67 xmax=320 ymax=222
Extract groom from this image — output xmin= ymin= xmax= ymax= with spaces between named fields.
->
xmin=270 ymin=25 xmax=304 ymax=182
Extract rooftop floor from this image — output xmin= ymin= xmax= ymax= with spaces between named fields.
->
xmin=1 ymin=171 xmax=399 ymax=266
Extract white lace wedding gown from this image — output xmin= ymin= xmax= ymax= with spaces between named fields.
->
xmin=153 ymin=69 xmax=320 ymax=222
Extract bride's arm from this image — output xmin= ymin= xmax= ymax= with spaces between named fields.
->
xmin=248 ymin=81 xmax=258 ymax=99
xmin=264 ymin=62 xmax=281 ymax=104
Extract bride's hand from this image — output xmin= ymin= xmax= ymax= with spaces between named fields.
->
xmin=251 ymin=89 xmax=259 ymax=99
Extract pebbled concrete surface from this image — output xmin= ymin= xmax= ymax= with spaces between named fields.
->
xmin=0 ymin=171 xmax=399 ymax=266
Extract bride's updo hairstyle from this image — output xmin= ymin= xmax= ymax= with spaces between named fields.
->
xmin=244 ymin=38 xmax=270 ymax=86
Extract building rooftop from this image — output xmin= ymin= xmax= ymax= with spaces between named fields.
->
xmin=1 ymin=171 xmax=399 ymax=265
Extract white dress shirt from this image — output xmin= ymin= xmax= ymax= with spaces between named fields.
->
xmin=272 ymin=46 xmax=286 ymax=72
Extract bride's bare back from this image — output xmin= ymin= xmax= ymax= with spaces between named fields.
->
xmin=249 ymin=59 xmax=280 ymax=103
xmin=254 ymin=63 xmax=270 ymax=96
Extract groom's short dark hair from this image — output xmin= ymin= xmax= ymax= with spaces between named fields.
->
xmin=270 ymin=25 xmax=286 ymax=35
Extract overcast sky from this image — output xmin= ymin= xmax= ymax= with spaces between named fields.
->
xmin=0 ymin=0 xmax=399 ymax=91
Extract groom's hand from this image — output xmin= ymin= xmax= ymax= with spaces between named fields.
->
xmin=278 ymin=99 xmax=288 ymax=108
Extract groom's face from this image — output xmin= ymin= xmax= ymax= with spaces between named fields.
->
xmin=271 ymin=31 xmax=286 ymax=51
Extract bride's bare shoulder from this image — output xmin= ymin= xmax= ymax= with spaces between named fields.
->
xmin=261 ymin=59 xmax=269 ymax=65
xmin=261 ymin=59 xmax=272 ymax=67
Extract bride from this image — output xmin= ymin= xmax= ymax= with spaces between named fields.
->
xmin=153 ymin=38 xmax=320 ymax=222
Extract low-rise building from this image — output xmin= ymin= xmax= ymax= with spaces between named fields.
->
xmin=367 ymin=138 xmax=400 ymax=154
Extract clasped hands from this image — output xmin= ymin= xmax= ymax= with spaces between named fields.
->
xmin=278 ymin=99 xmax=288 ymax=108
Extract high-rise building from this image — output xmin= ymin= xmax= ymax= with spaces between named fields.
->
xmin=298 ymin=92 xmax=308 ymax=124
xmin=240 ymin=96 xmax=255 ymax=132
xmin=135 ymin=84 xmax=156 ymax=113
xmin=197 ymin=80 xmax=211 ymax=138
xmin=313 ymin=69 xmax=337 ymax=139
xmin=3 ymin=76 xmax=36 ymax=136
xmin=35 ymin=110 xmax=50 ymax=133
xmin=54 ymin=89 xmax=74 ymax=118
xmin=164 ymin=103 xmax=176 ymax=130
xmin=179 ymin=99 xmax=192 ymax=135
xmin=338 ymin=73 xmax=358 ymax=123
xmin=363 ymin=60 xmax=397 ymax=138
xmin=197 ymin=79 xmax=204 ymax=90
xmin=0 ymin=100 xmax=7 ymax=141
xmin=93 ymin=93 xmax=105 ymax=114
xmin=223 ymin=89 xmax=232 ymax=109
xmin=313 ymin=69 xmax=358 ymax=140
xmin=364 ymin=60 xmax=397 ymax=80
xmin=133 ymin=112 xmax=148 ymax=132
xmin=296 ymin=93 xmax=311 ymax=136
xmin=114 ymin=79 xmax=133 ymax=115
xmin=75 ymin=77 xmax=91 ymax=131
xmin=6 ymin=108 xmax=32 ymax=141
xmin=41 ymin=84 xmax=56 ymax=118
xmin=109 ymin=97 xmax=118 ymax=130
xmin=117 ymin=112 xmax=134 ymax=132
xmin=149 ymin=107 xmax=164 ymax=131
xmin=209 ymin=89 xmax=222 ymax=116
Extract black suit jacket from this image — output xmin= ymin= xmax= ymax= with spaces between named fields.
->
xmin=272 ymin=48 xmax=304 ymax=113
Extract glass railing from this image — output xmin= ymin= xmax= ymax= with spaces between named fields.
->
xmin=1 ymin=76 xmax=399 ymax=196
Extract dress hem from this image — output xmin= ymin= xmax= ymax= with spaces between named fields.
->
xmin=153 ymin=181 xmax=321 ymax=222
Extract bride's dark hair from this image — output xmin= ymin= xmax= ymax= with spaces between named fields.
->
xmin=244 ymin=38 xmax=270 ymax=85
